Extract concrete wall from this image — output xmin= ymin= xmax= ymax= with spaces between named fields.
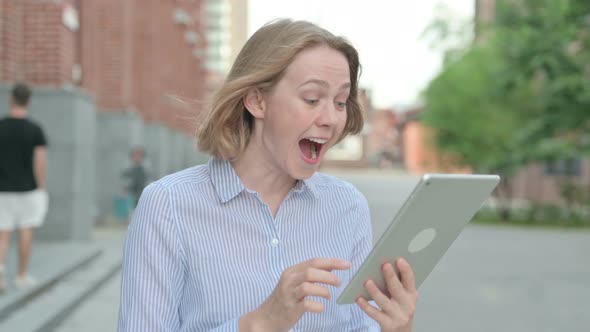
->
xmin=1 ymin=85 xmax=210 ymax=235
xmin=92 ymin=113 xmax=208 ymax=222
xmin=171 ymin=130 xmax=187 ymax=173
xmin=144 ymin=123 xmax=171 ymax=180
xmin=0 ymin=85 xmax=96 ymax=241
xmin=144 ymin=125 xmax=209 ymax=179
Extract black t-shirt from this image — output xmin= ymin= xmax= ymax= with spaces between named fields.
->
xmin=0 ymin=117 xmax=48 ymax=192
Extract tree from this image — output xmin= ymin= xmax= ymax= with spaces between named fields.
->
xmin=421 ymin=45 xmax=524 ymax=176
xmin=423 ymin=0 xmax=590 ymax=165
xmin=493 ymin=0 xmax=590 ymax=160
xmin=421 ymin=0 xmax=590 ymax=218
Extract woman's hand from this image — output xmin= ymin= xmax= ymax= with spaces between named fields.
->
xmin=356 ymin=258 xmax=418 ymax=332
xmin=239 ymin=258 xmax=351 ymax=332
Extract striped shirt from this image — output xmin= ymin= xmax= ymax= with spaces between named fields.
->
xmin=118 ymin=158 xmax=379 ymax=331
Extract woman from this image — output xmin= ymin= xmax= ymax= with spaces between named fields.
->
xmin=119 ymin=19 xmax=418 ymax=332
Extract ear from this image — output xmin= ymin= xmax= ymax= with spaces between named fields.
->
xmin=243 ymin=88 xmax=266 ymax=119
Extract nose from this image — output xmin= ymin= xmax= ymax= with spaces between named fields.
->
xmin=315 ymin=102 xmax=338 ymax=128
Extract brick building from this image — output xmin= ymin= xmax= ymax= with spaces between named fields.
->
xmin=0 ymin=0 xmax=217 ymax=237
xmin=397 ymin=109 xmax=471 ymax=174
xmin=0 ymin=0 xmax=78 ymax=86
xmin=1 ymin=0 xmax=209 ymax=132
xmin=80 ymin=0 xmax=208 ymax=133
xmin=364 ymin=108 xmax=399 ymax=168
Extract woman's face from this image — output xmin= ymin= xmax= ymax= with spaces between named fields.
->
xmin=254 ymin=44 xmax=351 ymax=180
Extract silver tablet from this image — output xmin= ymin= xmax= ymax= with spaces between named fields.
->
xmin=337 ymin=173 xmax=500 ymax=304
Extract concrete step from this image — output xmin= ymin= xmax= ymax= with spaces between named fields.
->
xmin=0 ymin=243 xmax=102 ymax=322
xmin=0 ymin=248 xmax=122 ymax=332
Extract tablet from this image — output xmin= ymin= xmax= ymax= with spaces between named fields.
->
xmin=337 ymin=173 xmax=500 ymax=304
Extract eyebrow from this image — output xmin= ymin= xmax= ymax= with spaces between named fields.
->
xmin=299 ymin=79 xmax=351 ymax=90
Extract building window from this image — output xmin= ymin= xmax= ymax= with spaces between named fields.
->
xmin=544 ymin=158 xmax=582 ymax=176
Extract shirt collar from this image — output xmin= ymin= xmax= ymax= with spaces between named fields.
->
xmin=208 ymin=158 xmax=245 ymax=203
xmin=293 ymin=175 xmax=319 ymax=198
xmin=208 ymin=158 xmax=319 ymax=203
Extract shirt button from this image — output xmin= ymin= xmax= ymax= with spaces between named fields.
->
xmin=271 ymin=238 xmax=279 ymax=246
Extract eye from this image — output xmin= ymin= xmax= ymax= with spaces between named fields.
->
xmin=335 ymin=101 xmax=347 ymax=110
xmin=304 ymin=99 xmax=319 ymax=105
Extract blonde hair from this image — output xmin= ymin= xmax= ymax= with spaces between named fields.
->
xmin=197 ymin=19 xmax=364 ymax=160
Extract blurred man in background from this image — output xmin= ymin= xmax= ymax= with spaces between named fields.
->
xmin=0 ymin=83 xmax=48 ymax=292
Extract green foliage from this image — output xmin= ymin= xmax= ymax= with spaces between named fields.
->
xmin=474 ymin=204 xmax=590 ymax=228
xmin=559 ymin=180 xmax=590 ymax=209
xmin=493 ymin=0 xmax=590 ymax=158
xmin=421 ymin=45 xmax=524 ymax=174
xmin=421 ymin=0 xmax=590 ymax=175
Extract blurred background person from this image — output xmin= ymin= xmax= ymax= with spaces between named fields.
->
xmin=114 ymin=147 xmax=151 ymax=224
xmin=0 ymin=83 xmax=49 ymax=291
xmin=122 ymin=146 xmax=150 ymax=209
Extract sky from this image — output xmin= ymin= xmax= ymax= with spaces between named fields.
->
xmin=248 ymin=0 xmax=474 ymax=110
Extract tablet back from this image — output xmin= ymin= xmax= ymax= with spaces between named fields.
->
xmin=337 ymin=173 xmax=500 ymax=304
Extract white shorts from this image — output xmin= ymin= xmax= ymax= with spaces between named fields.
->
xmin=0 ymin=189 xmax=49 ymax=231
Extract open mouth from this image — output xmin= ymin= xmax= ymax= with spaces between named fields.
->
xmin=299 ymin=137 xmax=328 ymax=164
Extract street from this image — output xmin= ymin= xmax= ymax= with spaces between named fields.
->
xmin=56 ymin=170 xmax=590 ymax=332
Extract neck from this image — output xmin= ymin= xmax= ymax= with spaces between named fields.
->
xmin=9 ymin=106 xmax=27 ymax=118
xmin=231 ymin=137 xmax=296 ymax=210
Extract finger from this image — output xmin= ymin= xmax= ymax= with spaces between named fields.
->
xmin=383 ymin=262 xmax=405 ymax=301
xmin=364 ymin=279 xmax=397 ymax=315
xmin=295 ymin=268 xmax=342 ymax=287
xmin=294 ymin=282 xmax=331 ymax=301
xmin=306 ymin=258 xmax=352 ymax=271
xmin=384 ymin=261 xmax=415 ymax=311
xmin=301 ymin=299 xmax=325 ymax=313
xmin=356 ymin=297 xmax=388 ymax=323
xmin=397 ymin=258 xmax=417 ymax=292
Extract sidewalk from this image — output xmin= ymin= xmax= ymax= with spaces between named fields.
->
xmin=54 ymin=269 xmax=122 ymax=332
xmin=0 ymin=224 xmax=127 ymax=331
